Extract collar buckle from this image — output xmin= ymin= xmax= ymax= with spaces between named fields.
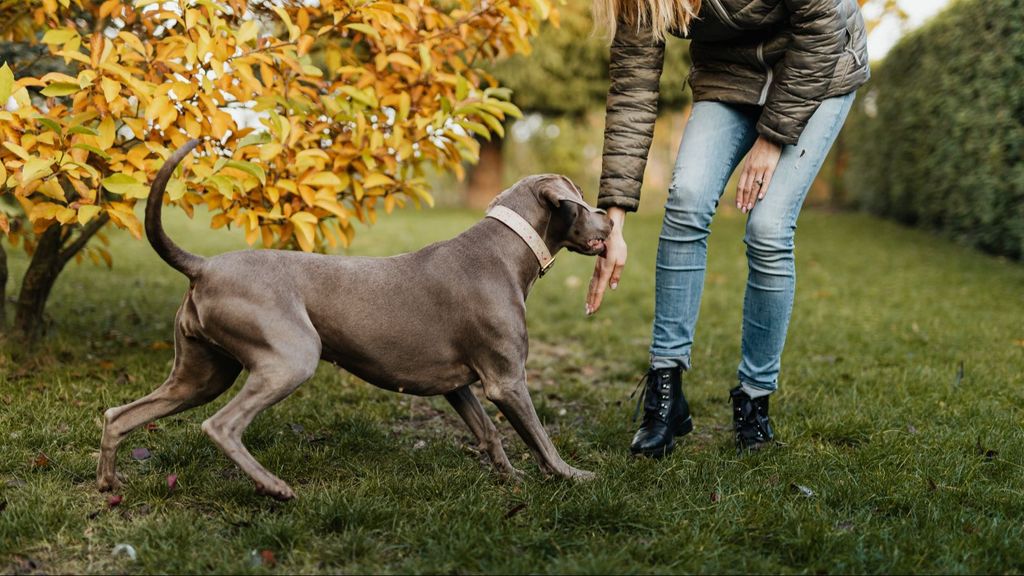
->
xmin=539 ymin=256 xmax=556 ymax=277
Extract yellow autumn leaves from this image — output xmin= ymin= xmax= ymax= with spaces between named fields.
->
xmin=0 ymin=0 xmax=551 ymax=259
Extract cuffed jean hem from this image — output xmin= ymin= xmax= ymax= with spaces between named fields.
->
xmin=739 ymin=378 xmax=776 ymax=398
xmin=649 ymin=352 xmax=690 ymax=371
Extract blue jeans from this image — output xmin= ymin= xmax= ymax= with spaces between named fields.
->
xmin=650 ymin=93 xmax=855 ymax=395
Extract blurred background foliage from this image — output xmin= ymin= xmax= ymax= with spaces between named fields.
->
xmin=843 ymin=0 xmax=1024 ymax=260
xmin=443 ymin=0 xmax=1021 ymax=263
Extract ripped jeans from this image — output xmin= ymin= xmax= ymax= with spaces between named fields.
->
xmin=649 ymin=93 xmax=855 ymax=395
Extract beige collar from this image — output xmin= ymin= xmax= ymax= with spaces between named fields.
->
xmin=486 ymin=205 xmax=556 ymax=277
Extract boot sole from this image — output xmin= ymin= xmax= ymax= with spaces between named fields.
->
xmin=630 ymin=417 xmax=694 ymax=459
xmin=630 ymin=439 xmax=676 ymax=459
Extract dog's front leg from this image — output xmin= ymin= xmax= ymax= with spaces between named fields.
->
xmin=444 ymin=386 xmax=522 ymax=478
xmin=480 ymin=376 xmax=594 ymax=481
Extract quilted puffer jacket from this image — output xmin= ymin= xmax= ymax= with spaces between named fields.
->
xmin=599 ymin=0 xmax=870 ymax=212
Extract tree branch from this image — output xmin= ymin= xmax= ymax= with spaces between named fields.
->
xmin=58 ymin=214 xmax=110 ymax=268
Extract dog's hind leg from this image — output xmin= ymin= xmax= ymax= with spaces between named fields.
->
xmin=444 ymin=386 xmax=521 ymax=478
xmin=97 ymin=335 xmax=241 ymax=492
xmin=199 ymin=340 xmax=319 ymax=501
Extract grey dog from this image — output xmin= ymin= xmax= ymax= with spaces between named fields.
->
xmin=96 ymin=139 xmax=612 ymax=500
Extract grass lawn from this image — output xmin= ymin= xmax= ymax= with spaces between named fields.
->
xmin=1 ymin=205 xmax=1022 ymax=573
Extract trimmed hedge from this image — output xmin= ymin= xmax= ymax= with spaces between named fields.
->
xmin=844 ymin=0 xmax=1024 ymax=259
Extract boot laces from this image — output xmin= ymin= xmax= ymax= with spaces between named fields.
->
xmin=631 ymin=371 xmax=671 ymax=424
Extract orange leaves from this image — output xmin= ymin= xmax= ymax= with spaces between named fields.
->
xmin=1 ymin=0 xmax=554 ymax=259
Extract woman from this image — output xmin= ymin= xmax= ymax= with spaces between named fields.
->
xmin=587 ymin=0 xmax=869 ymax=457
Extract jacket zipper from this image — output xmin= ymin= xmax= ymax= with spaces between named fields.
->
xmin=706 ymin=0 xmax=740 ymax=29
xmin=756 ymin=41 xmax=773 ymax=106
xmin=707 ymin=0 xmax=771 ymax=104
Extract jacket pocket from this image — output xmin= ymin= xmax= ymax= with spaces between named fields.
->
xmin=826 ymin=32 xmax=856 ymax=95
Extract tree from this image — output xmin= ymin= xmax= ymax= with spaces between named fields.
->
xmin=0 ymin=0 xmax=554 ymax=341
xmin=462 ymin=2 xmax=691 ymax=209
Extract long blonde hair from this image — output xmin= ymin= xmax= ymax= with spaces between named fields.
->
xmin=592 ymin=0 xmax=701 ymax=41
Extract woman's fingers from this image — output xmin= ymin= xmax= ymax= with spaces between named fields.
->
xmin=586 ymin=234 xmax=627 ymax=315
xmin=739 ymin=137 xmax=784 ymax=211
xmin=610 ymin=259 xmax=625 ymax=290
xmin=737 ymin=165 xmax=753 ymax=213
xmin=586 ymin=258 xmax=611 ymax=315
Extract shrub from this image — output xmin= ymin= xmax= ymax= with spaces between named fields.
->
xmin=843 ymin=0 xmax=1024 ymax=259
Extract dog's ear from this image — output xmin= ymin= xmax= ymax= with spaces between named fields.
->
xmin=539 ymin=175 xmax=582 ymax=208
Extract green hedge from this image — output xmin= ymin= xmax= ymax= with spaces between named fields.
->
xmin=844 ymin=0 xmax=1024 ymax=259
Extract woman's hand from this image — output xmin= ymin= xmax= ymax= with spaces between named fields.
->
xmin=737 ymin=136 xmax=783 ymax=213
xmin=586 ymin=207 xmax=627 ymax=316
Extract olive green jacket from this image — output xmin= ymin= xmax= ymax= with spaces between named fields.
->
xmin=598 ymin=0 xmax=870 ymax=212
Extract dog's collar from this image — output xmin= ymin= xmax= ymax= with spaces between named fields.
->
xmin=486 ymin=206 xmax=556 ymax=277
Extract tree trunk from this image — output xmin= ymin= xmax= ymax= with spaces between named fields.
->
xmin=13 ymin=225 xmax=63 ymax=341
xmin=13 ymin=215 xmax=109 ymax=342
xmin=464 ymin=137 xmax=505 ymax=211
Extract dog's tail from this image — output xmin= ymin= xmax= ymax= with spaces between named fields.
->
xmin=146 ymin=138 xmax=204 ymax=279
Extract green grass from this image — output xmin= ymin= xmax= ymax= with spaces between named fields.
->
xmin=1 ymin=206 xmax=1023 ymax=573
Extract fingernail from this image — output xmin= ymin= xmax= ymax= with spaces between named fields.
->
xmin=758 ymin=194 xmax=765 ymax=200
xmin=585 ymin=305 xmax=592 ymax=316
xmin=611 ymin=282 xmax=618 ymax=290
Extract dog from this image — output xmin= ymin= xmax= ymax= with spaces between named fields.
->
xmin=96 ymin=139 xmax=612 ymax=500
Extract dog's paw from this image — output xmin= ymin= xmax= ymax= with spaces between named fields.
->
xmin=255 ymin=480 xmax=296 ymax=501
xmin=497 ymin=466 xmax=526 ymax=482
xmin=568 ymin=467 xmax=596 ymax=482
xmin=96 ymin=474 xmax=122 ymax=493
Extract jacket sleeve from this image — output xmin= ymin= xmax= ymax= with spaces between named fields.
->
xmin=757 ymin=0 xmax=848 ymax=145
xmin=598 ymin=23 xmax=665 ymax=213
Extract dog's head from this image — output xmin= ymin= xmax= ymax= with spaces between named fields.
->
xmin=489 ymin=174 xmax=612 ymax=257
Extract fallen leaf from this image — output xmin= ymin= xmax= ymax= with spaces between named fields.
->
xmin=260 ymin=550 xmax=277 ymax=567
xmin=107 ymin=495 xmax=123 ymax=508
xmin=906 ymin=424 xmax=918 ymax=434
xmin=836 ymin=521 xmax=855 ymax=532
xmin=166 ymin=474 xmax=178 ymax=492
xmin=710 ymin=491 xmax=720 ymax=503
xmin=9 ymin=556 xmax=38 ymax=574
xmin=413 ymin=439 xmax=427 ymax=450
xmin=145 ymin=422 xmax=159 ymax=432
xmin=99 ymin=360 xmax=116 ymax=370
xmin=288 ymin=423 xmax=305 ymax=435
xmin=249 ymin=549 xmax=276 ymax=567
xmin=505 ymin=502 xmax=527 ymax=519
xmin=790 ymin=483 xmax=815 ymax=498
xmin=32 ymin=453 xmax=50 ymax=469
xmin=112 ymin=543 xmax=137 ymax=561
xmin=927 ymin=478 xmax=938 ymax=492
xmin=130 ymin=448 xmax=151 ymax=461
xmin=149 ymin=341 xmax=173 ymax=350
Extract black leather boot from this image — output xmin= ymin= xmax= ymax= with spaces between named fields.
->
xmin=629 ymin=366 xmax=693 ymax=458
xmin=730 ymin=386 xmax=774 ymax=452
